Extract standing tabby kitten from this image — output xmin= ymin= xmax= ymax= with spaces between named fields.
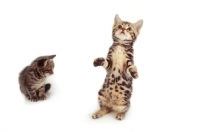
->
xmin=19 ymin=55 xmax=56 ymax=102
xmin=92 ymin=15 xmax=143 ymax=120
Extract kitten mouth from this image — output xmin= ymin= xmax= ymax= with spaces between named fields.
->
xmin=119 ymin=32 xmax=126 ymax=36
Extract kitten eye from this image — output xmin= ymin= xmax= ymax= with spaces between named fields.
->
xmin=127 ymin=27 xmax=131 ymax=31
xmin=118 ymin=25 xmax=122 ymax=29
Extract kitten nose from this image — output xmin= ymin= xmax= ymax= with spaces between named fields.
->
xmin=121 ymin=28 xmax=125 ymax=32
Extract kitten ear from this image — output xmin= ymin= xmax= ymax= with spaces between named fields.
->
xmin=37 ymin=59 xmax=49 ymax=67
xmin=114 ymin=14 xmax=122 ymax=25
xmin=48 ymin=55 xmax=56 ymax=59
xmin=134 ymin=19 xmax=143 ymax=33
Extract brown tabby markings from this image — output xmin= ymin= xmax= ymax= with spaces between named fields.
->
xmin=92 ymin=14 xmax=143 ymax=120
xmin=19 ymin=55 xmax=56 ymax=102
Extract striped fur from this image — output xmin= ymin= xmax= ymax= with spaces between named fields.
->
xmin=92 ymin=14 xmax=143 ymax=120
xmin=18 ymin=55 xmax=56 ymax=102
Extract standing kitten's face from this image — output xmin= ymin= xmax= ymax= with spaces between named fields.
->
xmin=112 ymin=14 xmax=143 ymax=41
xmin=31 ymin=55 xmax=56 ymax=77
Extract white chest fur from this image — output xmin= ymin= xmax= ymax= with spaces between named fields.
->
xmin=113 ymin=46 xmax=126 ymax=70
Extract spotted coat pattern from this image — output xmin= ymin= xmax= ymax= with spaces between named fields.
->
xmin=92 ymin=15 xmax=143 ymax=120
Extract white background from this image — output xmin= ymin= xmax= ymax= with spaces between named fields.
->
xmin=0 ymin=0 xmax=200 ymax=132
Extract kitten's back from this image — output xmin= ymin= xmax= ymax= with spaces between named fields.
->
xmin=19 ymin=66 xmax=29 ymax=93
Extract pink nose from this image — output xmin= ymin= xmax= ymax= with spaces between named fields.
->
xmin=121 ymin=28 xmax=125 ymax=33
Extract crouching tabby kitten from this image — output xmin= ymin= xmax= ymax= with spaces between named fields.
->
xmin=92 ymin=14 xmax=143 ymax=120
xmin=19 ymin=55 xmax=56 ymax=102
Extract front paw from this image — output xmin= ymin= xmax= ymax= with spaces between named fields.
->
xmin=93 ymin=58 xmax=105 ymax=67
xmin=129 ymin=66 xmax=138 ymax=79
xmin=30 ymin=96 xmax=38 ymax=102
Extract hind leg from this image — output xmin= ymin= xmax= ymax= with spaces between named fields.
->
xmin=20 ymin=86 xmax=30 ymax=100
xmin=92 ymin=107 xmax=111 ymax=119
xmin=25 ymin=94 xmax=30 ymax=100
xmin=92 ymin=95 xmax=111 ymax=119
xmin=36 ymin=83 xmax=51 ymax=100
xmin=116 ymin=112 xmax=126 ymax=120
xmin=113 ymin=101 xmax=130 ymax=120
xmin=115 ymin=106 xmax=128 ymax=120
xmin=37 ymin=86 xmax=46 ymax=100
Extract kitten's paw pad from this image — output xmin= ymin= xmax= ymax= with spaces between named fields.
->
xmin=93 ymin=58 xmax=105 ymax=67
xmin=38 ymin=94 xmax=46 ymax=100
xmin=30 ymin=96 xmax=38 ymax=102
xmin=92 ymin=112 xmax=103 ymax=119
xmin=116 ymin=113 xmax=125 ymax=120
xmin=45 ymin=83 xmax=51 ymax=93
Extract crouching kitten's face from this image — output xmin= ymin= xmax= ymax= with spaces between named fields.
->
xmin=32 ymin=55 xmax=56 ymax=77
